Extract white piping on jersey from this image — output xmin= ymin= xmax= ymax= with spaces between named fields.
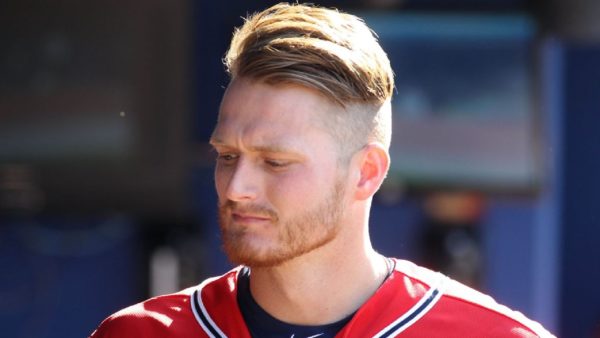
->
xmin=373 ymin=273 xmax=448 ymax=338
xmin=190 ymin=269 xmax=448 ymax=338
xmin=190 ymin=275 xmax=230 ymax=338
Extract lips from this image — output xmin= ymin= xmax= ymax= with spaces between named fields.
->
xmin=231 ymin=212 xmax=272 ymax=223
xmin=220 ymin=201 xmax=278 ymax=224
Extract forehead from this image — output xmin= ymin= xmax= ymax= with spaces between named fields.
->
xmin=212 ymin=78 xmax=339 ymax=147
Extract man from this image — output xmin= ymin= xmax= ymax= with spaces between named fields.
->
xmin=90 ymin=3 xmax=555 ymax=337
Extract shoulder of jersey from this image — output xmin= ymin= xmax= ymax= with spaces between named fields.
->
xmin=392 ymin=258 xmax=556 ymax=338
xmin=88 ymin=286 xmax=198 ymax=338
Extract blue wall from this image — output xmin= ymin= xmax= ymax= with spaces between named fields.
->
xmin=560 ymin=44 xmax=600 ymax=338
xmin=0 ymin=216 xmax=144 ymax=338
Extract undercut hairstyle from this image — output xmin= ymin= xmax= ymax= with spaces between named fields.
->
xmin=223 ymin=2 xmax=394 ymax=156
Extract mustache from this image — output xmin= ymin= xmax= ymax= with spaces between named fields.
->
xmin=220 ymin=200 xmax=278 ymax=220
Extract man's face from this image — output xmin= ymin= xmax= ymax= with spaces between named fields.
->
xmin=210 ymin=78 xmax=351 ymax=268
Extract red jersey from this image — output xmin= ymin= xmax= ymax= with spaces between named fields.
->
xmin=89 ymin=259 xmax=555 ymax=337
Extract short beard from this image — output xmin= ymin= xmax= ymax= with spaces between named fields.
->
xmin=218 ymin=179 xmax=346 ymax=268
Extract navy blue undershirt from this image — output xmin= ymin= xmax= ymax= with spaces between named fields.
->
xmin=236 ymin=266 xmax=353 ymax=338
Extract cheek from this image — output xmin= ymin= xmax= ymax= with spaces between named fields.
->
xmin=214 ymin=166 xmax=231 ymax=200
xmin=265 ymin=169 xmax=321 ymax=207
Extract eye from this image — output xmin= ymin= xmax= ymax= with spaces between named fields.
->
xmin=216 ymin=153 xmax=239 ymax=165
xmin=265 ymin=159 xmax=290 ymax=168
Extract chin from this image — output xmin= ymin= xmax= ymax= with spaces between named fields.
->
xmin=230 ymin=237 xmax=337 ymax=269
xmin=226 ymin=250 xmax=290 ymax=268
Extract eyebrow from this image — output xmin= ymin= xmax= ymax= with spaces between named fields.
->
xmin=209 ymin=138 xmax=303 ymax=156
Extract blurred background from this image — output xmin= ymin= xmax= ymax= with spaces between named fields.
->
xmin=1 ymin=0 xmax=599 ymax=337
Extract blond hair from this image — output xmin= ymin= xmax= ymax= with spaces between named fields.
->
xmin=224 ymin=2 xmax=394 ymax=153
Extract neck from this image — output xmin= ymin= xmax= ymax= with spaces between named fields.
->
xmin=247 ymin=221 xmax=389 ymax=326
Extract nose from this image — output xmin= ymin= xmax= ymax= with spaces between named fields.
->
xmin=221 ymin=157 xmax=258 ymax=202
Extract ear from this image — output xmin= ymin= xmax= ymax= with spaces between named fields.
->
xmin=354 ymin=143 xmax=390 ymax=200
